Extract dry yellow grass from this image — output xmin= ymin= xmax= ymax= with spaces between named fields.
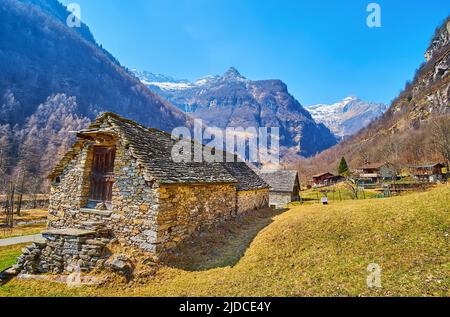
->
xmin=0 ymin=209 xmax=47 ymax=239
xmin=12 ymin=209 xmax=48 ymax=223
xmin=0 ymin=223 xmax=47 ymax=239
xmin=1 ymin=187 xmax=448 ymax=297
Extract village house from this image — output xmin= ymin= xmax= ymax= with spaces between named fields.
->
xmin=408 ymin=163 xmax=447 ymax=183
xmin=13 ymin=113 xmax=269 ymax=275
xmin=354 ymin=163 xmax=397 ymax=184
xmin=258 ymin=170 xmax=301 ymax=208
xmin=311 ymin=172 xmax=343 ymax=187
xmin=312 ymin=172 xmax=334 ymax=187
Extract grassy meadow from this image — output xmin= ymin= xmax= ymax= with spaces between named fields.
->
xmin=299 ymin=183 xmax=382 ymax=204
xmin=0 ymin=186 xmax=448 ymax=297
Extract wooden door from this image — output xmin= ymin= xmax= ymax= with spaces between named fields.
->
xmin=90 ymin=147 xmax=116 ymax=203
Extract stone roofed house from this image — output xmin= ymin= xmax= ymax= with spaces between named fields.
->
xmin=13 ymin=113 xmax=269 ymax=275
xmin=258 ymin=170 xmax=301 ymax=209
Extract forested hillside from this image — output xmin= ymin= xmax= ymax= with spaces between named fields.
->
xmin=295 ymin=17 xmax=450 ymax=180
xmin=0 ymin=0 xmax=190 ymax=192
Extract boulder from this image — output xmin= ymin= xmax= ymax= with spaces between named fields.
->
xmin=106 ymin=254 xmax=134 ymax=276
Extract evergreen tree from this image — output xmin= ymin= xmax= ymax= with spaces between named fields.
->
xmin=338 ymin=157 xmax=349 ymax=176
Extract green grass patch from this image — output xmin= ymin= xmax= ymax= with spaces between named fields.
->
xmin=0 ymin=244 xmax=27 ymax=272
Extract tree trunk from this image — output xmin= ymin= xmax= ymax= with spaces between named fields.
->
xmin=4 ymin=183 xmax=14 ymax=228
xmin=16 ymin=193 xmax=23 ymax=216
xmin=32 ymin=193 xmax=37 ymax=209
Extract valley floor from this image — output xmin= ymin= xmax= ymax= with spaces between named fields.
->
xmin=0 ymin=186 xmax=449 ymax=297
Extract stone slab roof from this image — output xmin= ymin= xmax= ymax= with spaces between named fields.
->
xmin=258 ymin=170 xmax=299 ymax=193
xmin=223 ymin=162 xmax=269 ymax=191
xmin=49 ymin=113 xmax=268 ymax=190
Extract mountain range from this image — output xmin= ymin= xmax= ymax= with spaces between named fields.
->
xmin=132 ymin=67 xmax=338 ymax=157
xmin=133 ymin=68 xmax=391 ymax=151
xmin=307 ymin=97 xmax=388 ymax=138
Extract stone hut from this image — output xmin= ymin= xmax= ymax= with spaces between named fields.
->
xmin=13 ymin=113 xmax=269 ymax=274
xmin=258 ymin=170 xmax=301 ymax=208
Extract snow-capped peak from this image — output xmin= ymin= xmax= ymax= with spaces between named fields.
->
xmin=194 ymin=75 xmax=220 ymax=86
xmin=131 ymin=70 xmax=188 ymax=84
xmin=223 ymin=67 xmax=247 ymax=82
xmin=307 ymin=96 xmax=388 ymax=138
xmin=342 ymin=95 xmax=358 ymax=103
xmin=132 ymin=67 xmax=249 ymax=92
xmin=131 ymin=69 xmax=195 ymax=90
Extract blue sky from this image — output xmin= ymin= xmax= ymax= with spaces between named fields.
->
xmin=61 ymin=0 xmax=449 ymax=106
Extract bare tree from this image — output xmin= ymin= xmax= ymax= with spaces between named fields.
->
xmin=344 ymin=177 xmax=359 ymax=200
xmin=431 ymin=115 xmax=450 ymax=166
xmin=0 ymin=125 xmax=12 ymax=189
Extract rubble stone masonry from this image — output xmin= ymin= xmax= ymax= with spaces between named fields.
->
xmin=237 ymin=189 xmax=269 ymax=214
xmin=156 ymin=184 xmax=236 ymax=252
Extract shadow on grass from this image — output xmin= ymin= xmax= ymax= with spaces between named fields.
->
xmin=160 ymin=208 xmax=288 ymax=272
xmin=0 ymin=270 xmax=15 ymax=286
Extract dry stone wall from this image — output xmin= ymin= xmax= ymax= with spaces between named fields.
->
xmin=47 ymin=142 xmax=92 ymax=228
xmin=237 ymin=189 xmax=269 ymax=214
xmin=47 ymin=137 xmax=160 ymax=254
xmin=156 ymin=184 xmax=237 ymax=252
xmin=14 ymin=229 xmax=110 ymax=274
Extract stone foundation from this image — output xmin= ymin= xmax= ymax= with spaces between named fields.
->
xmin=14 ymin=229 xmax=110 ymax=274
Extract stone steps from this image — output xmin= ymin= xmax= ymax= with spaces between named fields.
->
xmin=13 ymin=226 xmax=111 ymax=275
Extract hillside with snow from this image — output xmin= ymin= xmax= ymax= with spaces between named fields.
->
xmin=307 ymin=97 xmax=388 ymax=138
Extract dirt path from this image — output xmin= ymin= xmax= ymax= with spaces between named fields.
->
xmin=0 ymin=234 xmax=43 ymax=247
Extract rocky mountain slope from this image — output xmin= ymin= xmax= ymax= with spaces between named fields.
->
xmin=0 ymin=0 xmax=190 ymax=188
xmin=133 ymin=67 xmax=338 ymax=158
xmin=307 ymin=97 xmax=388 ymax=138
xmin=298 ymin=17 xmax=450 ymax=178
xmin=0 ymin=0 xmax=188 ymax=130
